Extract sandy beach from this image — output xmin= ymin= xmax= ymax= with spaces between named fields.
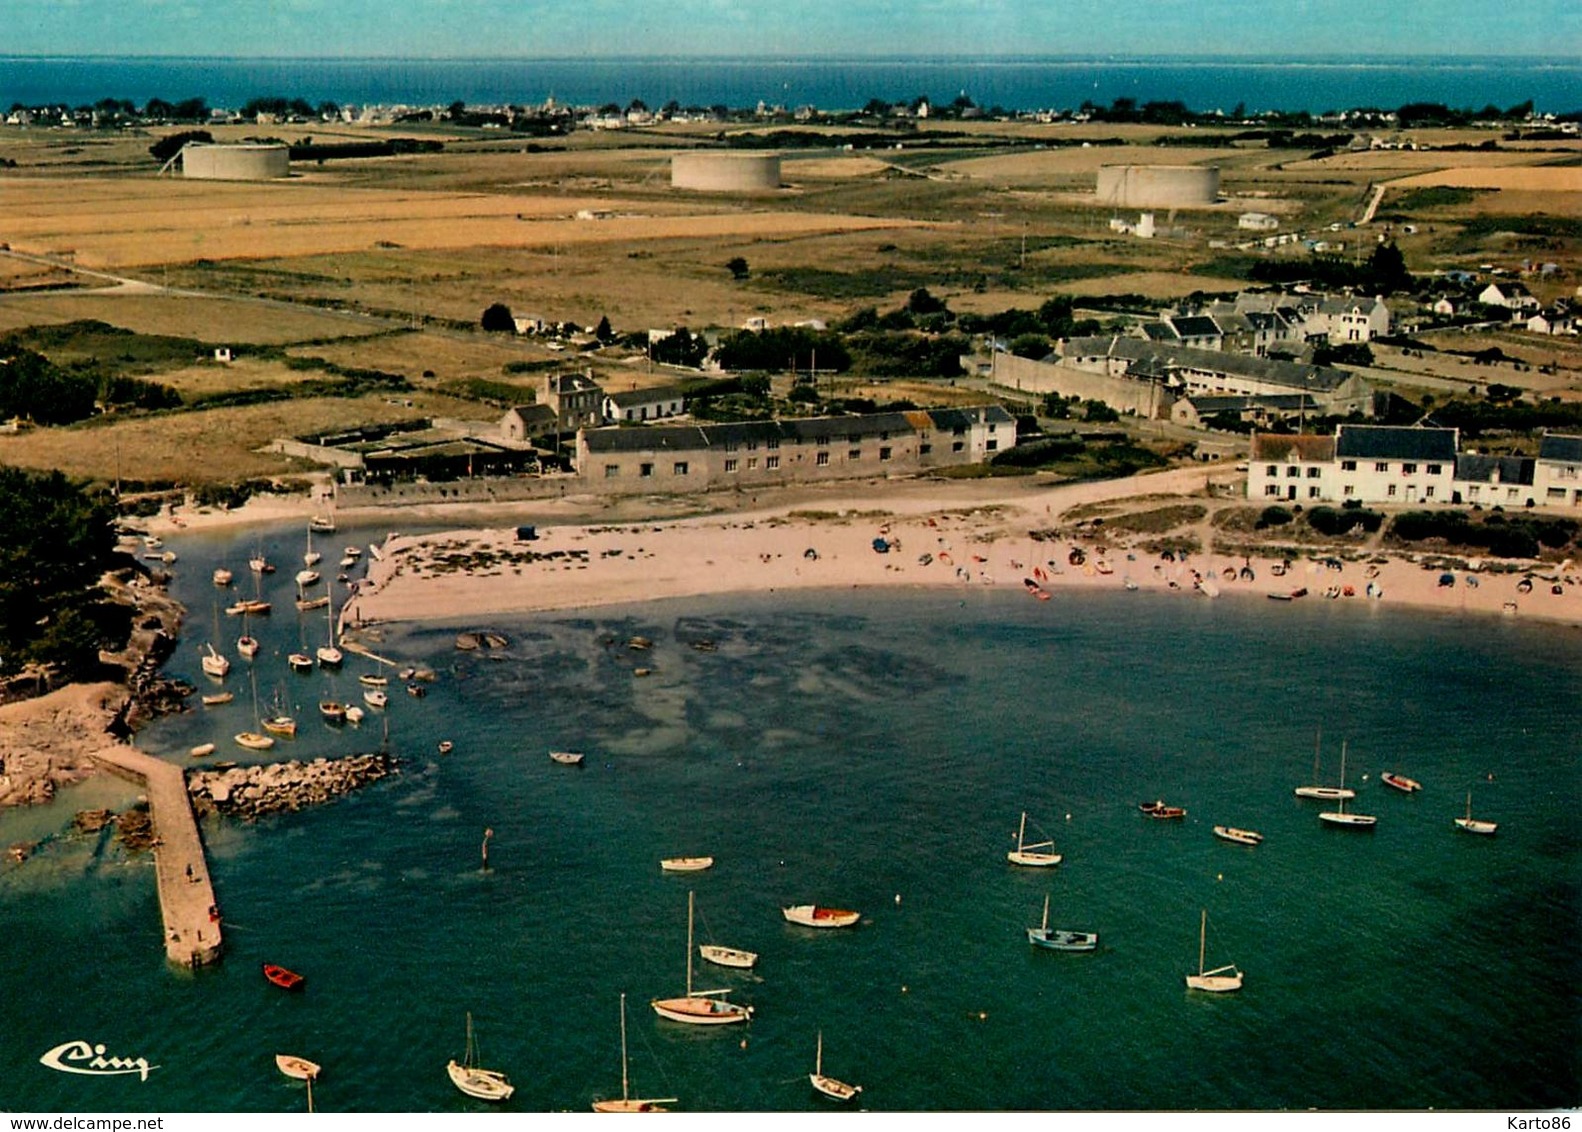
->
xmin=340 ymin=470 xmax=1582 ymax=631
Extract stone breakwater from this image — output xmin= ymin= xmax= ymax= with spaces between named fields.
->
xmin=188 ymin=754 xmax=395 ymax=820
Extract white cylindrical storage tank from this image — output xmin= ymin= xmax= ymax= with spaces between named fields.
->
xmin=671 ymin=152 xmax=781 ymax=192
xmin=181 ymin=143 xmax=291 ymax=181
xmin=1095 ymin=165 xmax=1219 ymax=208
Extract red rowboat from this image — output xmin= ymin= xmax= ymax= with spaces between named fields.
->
xmin=263 ymin=963 xmax=305 ymax=991
xmin=1381 ymin=772 xmax=1421 ymax=793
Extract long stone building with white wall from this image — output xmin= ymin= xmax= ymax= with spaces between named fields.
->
xmin=577 ymin=406 xmax=1015 ymax=495
xmin=1249 ymin=426 xmax=1582 ymax=509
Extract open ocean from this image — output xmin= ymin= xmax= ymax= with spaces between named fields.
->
xmin=1 ymin=56 xmax=1579 ymax=116
xmin=0 ymin=519 xmax=1578 ymax=1113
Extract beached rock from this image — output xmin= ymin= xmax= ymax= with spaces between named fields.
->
xmin=73 ymin=808 xmax=117 ymax=833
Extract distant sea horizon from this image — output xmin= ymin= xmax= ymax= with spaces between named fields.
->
xmin=2 ymin=54 xmax=1579 ymax=117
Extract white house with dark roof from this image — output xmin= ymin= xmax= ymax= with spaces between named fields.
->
xmin=1478 ymin=282 xmax=1539 ymax=315
xmin=1247 ymin=425 xmax=1458 ymax=505
xmin=1453 ymin=452 xmax=1538 ymax=508
xmin=1312 ymin=296 xmax=1391 ymax=344
xmin=604 ymin=385 xmax=687 ymax=424
xmin=1535 ymin=432 xmax=1582 ymax=508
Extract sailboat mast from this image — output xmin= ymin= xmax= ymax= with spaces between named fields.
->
xmin=1017 ymin=811 xmax=1027 ymax=852
xmin=618 ymin=992 xmax=630 ymax=1102
xmin=1041 ymin=894 xmax=1050 ymax=932
xmin=1313 ymin=728 xmax=1322 ymax=780
xmin=685 ymin=891 xmax=695 ymax=996
xmin=816 ymin=1031 xmax=823 ymax=1076
xmin=1198 ymin=910 xmax=1207 ymax=976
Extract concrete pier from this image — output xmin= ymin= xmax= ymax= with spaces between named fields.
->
xmin=91 ymin=745 xmax=222 ymax=968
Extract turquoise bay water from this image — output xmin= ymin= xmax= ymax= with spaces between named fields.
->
xmin=1 ymin=521 xmax=1578 ymax=1112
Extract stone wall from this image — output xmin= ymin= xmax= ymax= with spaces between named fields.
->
xmin=986 ymin=354 xmax=1172 ymax=419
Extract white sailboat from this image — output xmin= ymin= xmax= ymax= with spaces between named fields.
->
xmin=809 ymin=1031 xmax=861 ymax=1103
xmin=1295 ymin=729 xmax=1355 ymax=800
xmin=446 ymin=1012 xmax=514 ymax=1102
xmin=592 ymin=993 xmax=676 ymax=1112
xmin=316 ymin=589 xmax=342 ymax=668
xmin=303 ymin=526 xmax=322 ymax=567
xmin=651 ymin=891 xmax=753 ymax=1025
xmin=1007 ymin=810 xmax=1062 ymax=867
xmin=1185 ymin=909 xmax=1243 ymax=993
xmin=1319 ymin=741 xmax=1377 ymax=828
xmin=201 ymin=642 xmax=230 ymax=679
xmin=1455 ymin=791 xmax=1498 ymax=835
xmin=234 ymin=667 xmax=276 ymax=751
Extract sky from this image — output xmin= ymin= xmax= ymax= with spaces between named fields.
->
xmin=2 ymin=0 xmax=1578 ymax=60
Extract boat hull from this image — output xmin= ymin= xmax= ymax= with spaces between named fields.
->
xmin=811 ymin=1074 xmax=862 ymax=1102
xmin=275 ymin=1055 xmax=320 ymax=1081
xmin=592 ymin=1099 xmax=670 ymax=1112
xmin=650 ymin=996 xmax=752 ymax=1025
xmin=1295 ymin=787 xmax=1355 ymax=800
xmin=447 ymin=1060 xmax=514 ymax=1101
xmin=1007 ymin=850 xmax=1062 ymax=867
xmin=782 ymin=905 xmax=859 ymax=929
xmin=263 ymin=963 xmax=305 ymax=991
xmin=235 ymin=731 xmax=275 ymax=751
xmin=699 ymin=945 xmax=758 ymax=969
xmin=660 ymin=857 xmax=713 ymax=872
xmin=1319 ymin=811 xmax=1377 ymax=828
xmin=1186 ymin=972 xmax=1244 ymax=993
xmin=1455 ymin=818 xmax=1498 ymax=835
xmin=1028 ymin=928 xmax=1098 ymax=951
xmin=1212 ymin=826 xmax=1263 ymax=846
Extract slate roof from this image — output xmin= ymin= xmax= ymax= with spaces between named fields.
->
xmin=1171 ymin=315 xmax=1221 ymax=339
xmin=1058 ymin=336 xmax=1354 ymax=394
xmin=1335 ymin=425 xmax=1458 ymax=461
xmin=607 ymin=385 xmax=687 ymax=408
xmin=1189 ymin=393 xmax=1315 ymax=414
xmin=581 ymin=425 xmax=708 ymax=454
xmin=1454 ymin=454 xmax=1535 ymax=485
xmin=1538 ymin=433 xmax=1582 ymax=462
xmin=1141 ymin=321 xmax=1180 ymax=342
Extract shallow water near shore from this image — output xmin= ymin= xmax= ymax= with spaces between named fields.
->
xmin=2 ymin=522 xmax=1578 ymax=1112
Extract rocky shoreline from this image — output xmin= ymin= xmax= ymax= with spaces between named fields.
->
xmin=187 ymin=754 xmax=396 ymax=820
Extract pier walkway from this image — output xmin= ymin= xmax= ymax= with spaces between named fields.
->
xmin=91 ymin=745 xmax=222 ymax=968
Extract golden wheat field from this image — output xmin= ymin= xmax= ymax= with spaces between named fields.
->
xmin=0 ymin=289 xmax=393 ymax=342
xmin=0 ymin=174 xmax=930 ymax=269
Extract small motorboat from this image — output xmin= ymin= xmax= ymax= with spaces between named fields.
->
xmin=319 ymin=700 xmax=347 ymax=723
xmin=237 ymin=635 xmax=260 ymax=659
xmin=213 ymin=568 xmax=234 ymax=587
xmin=781 ymin=904 xmax=860 ymax=929
xmin=190 ymin=742 xmax=216 ymax=758
xmin=1381 ymin=772 xmax=1422 ymax=793
xmin=234 ymin=731 xmax=275 ymax=751
xmin=288 ymin=653 xmax=314 ymax=673
xmin=344 ymin=705 xmax=365 ymax=724
xmin=276 ymin=1054 xmax=320 ymax=1081
xmin=263 ymin=715 xmax=298 ymax=737
xmin=296 ymin=595 xmax=329 ymax=612
xmin=1139 ymin=800 xmax=1187 ymax=820
xmin=660 ymin=856 xmax=713 ymax=872
xmin=263 ymin=963 xmax=305 ymax=991
xmin=295 ymin=569 xmax=321 ymax=587
xmin=549 ymin=750 xmax=585 ymax=766
xmin=438 ymin=740 xmax=454 ymax=754
xmin=699 ymin=944 xmax=758 ymax=969
xmin=358 ymin=673 xmax=389 ymax=687
xmin=201 ymin=691 xmax=234 ymax=706
xmin=406 ymin=682 xmax=426 ymax=698
xmin=1212 ymin=825 xmax=1263 ymax=846
xmin=363 ymin=688 xmax=388 ymax=709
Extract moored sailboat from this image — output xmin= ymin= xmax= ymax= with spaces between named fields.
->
xmin=651 ymin=892 xmax=753 ymax=1025
xmin=1007 ymin=810 xmax=1062 ymax=867
xmin=781 ymin=904 xmax=860 ymax=929
xmin=809 ymin=1031 xmax=861 ymax=1103
xmin=1454 ymin=791 xmax=1498 ymax=835
xmin=1185 ymin=909 xmax=1242 ymax=993
xmin=592 ymin=993 xmax=676 ymax=1113
xmin=446 ymin=1012 xmax=514 ymax=1102
xmin=1318 ymin=741 xmax=1377 ymax=828
xmin=1295 ymin=729 xmax=1355 ymax=800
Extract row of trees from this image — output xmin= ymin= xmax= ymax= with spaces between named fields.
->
xmin=0 ymin=467 xmax=125 ymax=679
xmin=0 ymin=346 xmax=181 ymax=425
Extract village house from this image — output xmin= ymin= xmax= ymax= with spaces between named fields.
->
xmin=1535 ymin=433 xmax=1582 ymax=508
xmin=1248 ymin=425 xmax=1458 ymax=505
xmin=603 ymin=384 xmax=687 ymax=424
xmin=542 ymin=370 xmax=605 ymax=432
xmin=1311 ymin=296 xmax=1391 ymax=344
xmin=1478 ymin=282 xmax=1540 ymax=316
